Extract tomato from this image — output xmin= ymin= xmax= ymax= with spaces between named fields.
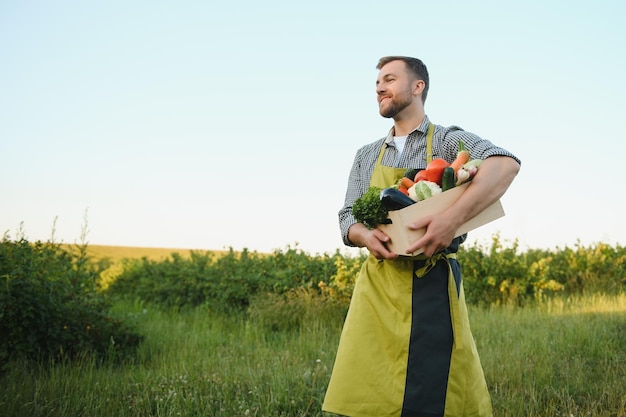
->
xmin=426 ymin=158 xmax=450 ymax=171
xmin=413 ymin=158 xmax=450 ymax=186
xmin=413 ymin=170 xmax=430 ymax=182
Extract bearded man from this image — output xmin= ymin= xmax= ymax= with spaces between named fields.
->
xmin=322 ymin=56 xmax=521 ymax=417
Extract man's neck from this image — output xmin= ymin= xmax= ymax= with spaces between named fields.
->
xmin=393 ymin=112 xmax=425 ymax=137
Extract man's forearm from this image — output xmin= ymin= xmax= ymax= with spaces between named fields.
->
xmin=347 ymin=223 xmax=369 ymax=248
xmin=444 ymin=156 xmax=520 ymax=229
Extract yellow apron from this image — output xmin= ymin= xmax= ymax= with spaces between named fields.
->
xmin=323 ymin=123 xmax=492 ymax=417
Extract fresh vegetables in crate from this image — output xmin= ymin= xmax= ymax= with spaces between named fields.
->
xmin=352 ymin=141 xmax=483 ymax=229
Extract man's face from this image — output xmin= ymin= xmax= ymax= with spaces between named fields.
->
xmin=376 ymin=60 xmax=414 ymax=119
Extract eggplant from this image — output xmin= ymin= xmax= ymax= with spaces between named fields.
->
xmin=380 ymin=187 xmax=416 ymax=211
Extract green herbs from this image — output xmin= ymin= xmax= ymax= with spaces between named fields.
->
xmin=351 ymin=186 xmax=389 ymax=229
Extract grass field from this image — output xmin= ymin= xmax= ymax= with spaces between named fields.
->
xmin=62 ymin=244 xmax=233 ymax=289
xmin=1 ymin=294 xmax=625 ymax=416
xmin=63 ymin=243 xmax=229 ymax=262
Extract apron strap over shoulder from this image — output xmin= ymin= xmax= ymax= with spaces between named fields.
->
xmin=425 ymin=122 xmax=435 ymax=165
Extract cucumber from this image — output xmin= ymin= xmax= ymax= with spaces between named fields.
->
xmin=441 ymin=167 xmax=456 ymax=191
xmin=403 ymin=168 xmax=420 ymax=181
xmin=380 ymin=188 xmax=416 ymax=211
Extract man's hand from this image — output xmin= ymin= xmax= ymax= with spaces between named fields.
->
xmin=405 ymin=155 xmax=520 ymax=258
xmin=348 ymin=223 xmax=398 ymax=260
xmin=405 ymin=210 xmax=459 ymax=257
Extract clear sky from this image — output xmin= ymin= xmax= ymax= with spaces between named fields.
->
xmin=1 ymin=0 xmax=624 ymax=255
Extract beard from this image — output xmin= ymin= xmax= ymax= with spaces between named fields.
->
xmin=379 ymin=89 xmax=413 ymax=119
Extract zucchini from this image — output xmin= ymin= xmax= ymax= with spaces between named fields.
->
xmin=442 ymin=167 xmax=456 ymax=191
xmin=380 ymin=188 xmax=416 ymax=211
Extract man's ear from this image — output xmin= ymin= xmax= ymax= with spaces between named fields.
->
xmin=413 ymin=79 xmax=425 ymax=97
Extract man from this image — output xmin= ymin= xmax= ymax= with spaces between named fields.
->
xmin=322 ymin=57 xmax=520 ymax=417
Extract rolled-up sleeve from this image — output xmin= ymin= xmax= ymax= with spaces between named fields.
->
xmin=442 ymin=127 xmax=521 ymax=165
xmin=338 ymin=143 xmax=380 ymax=246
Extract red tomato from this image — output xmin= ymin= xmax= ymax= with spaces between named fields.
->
xmin=414 ymin=170 xmax=430 ymax=182
xmin=426 ymin=158 xmax=451 ymax=172
xmin=413 ymin=158 xmax=450 ymax=185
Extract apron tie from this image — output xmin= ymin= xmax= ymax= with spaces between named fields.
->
xmin=414 ymin=252 xmax=464 ymax=350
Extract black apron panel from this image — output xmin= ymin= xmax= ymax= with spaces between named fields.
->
xmin=401 ymin=246 xmax=462 ymax=417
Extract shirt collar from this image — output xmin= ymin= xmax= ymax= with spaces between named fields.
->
xmin=384 ymin=115 xmax=431 ymax=145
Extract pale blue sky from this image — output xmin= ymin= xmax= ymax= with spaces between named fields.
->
xmin=1 ymin=0 xmax=624 ymax=254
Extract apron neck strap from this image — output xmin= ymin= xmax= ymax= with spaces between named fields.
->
xmin=425 ymin=122 xmax=434 ymax=165
xmin=376 ymin=121 xmax=435 ymax=168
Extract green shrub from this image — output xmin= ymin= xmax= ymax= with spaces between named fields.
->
xmin=459 ymin=235 xmax=626 ymax=305
xmin=106 ymin=245 xmax=350 ymax=311
xmin=105 ymin=236 xmax=625 ymax=311
xmin=460 ymin=236 xmax=538 ymax=306
xmin=106 ymin=249 xmax=259 ymax=311
xmin=0 ymin=237 xmax=141 ymax=368
xmin=104 ymin=251 xmax=218 ymax=309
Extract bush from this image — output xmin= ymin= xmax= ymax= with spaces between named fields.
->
xmin=459 ymin=235 xmax=626 ymax=306
xmin=106 ymin=245 xmax=350 ymax=312
xmin=106 ymin=249 xmax=262 ymax=311
xmin=0 ymin=237 xmax=141 ymax=368
xmin=105 ymin=236 xmax=625 ymax=311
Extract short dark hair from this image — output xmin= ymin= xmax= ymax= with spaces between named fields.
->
xmin=376 ymin=56 xmax=429 ymax=103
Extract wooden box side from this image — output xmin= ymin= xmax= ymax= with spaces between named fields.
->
xmin=378 ymin=183 xmax=505 ymax=256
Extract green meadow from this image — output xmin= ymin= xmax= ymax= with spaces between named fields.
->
xmin=2 ymin=294 xmax=625 ymax=416
xmin=1 ymin=242 xmax=625 ymax=416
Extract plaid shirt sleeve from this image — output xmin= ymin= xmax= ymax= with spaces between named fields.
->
xmin=338 ymin=140 xmax=385 ymax=246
